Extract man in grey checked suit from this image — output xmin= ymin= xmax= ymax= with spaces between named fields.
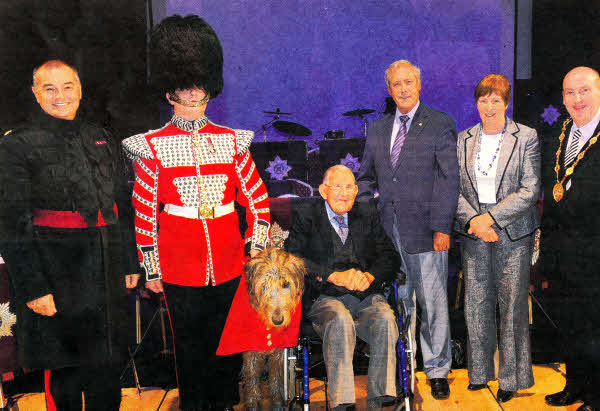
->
xmin=357 ymin=60 xmax=459 ymax=400
xmin=285 ymin=165 xmax=402 ymax=410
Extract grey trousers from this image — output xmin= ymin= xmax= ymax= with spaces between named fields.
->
xmin=307 ymin=293 xmax=398 ymax=408
xmin=392 ymin=221 xmax=452 ymax=379
xmin=461 ymin=218 xmax=534 ymax=391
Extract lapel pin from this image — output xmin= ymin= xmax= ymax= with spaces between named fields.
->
xmin=418 ymin=122 xmax=422 ymax=126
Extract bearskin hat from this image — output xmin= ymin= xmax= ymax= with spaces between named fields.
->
xmin=150 ymin=15 xmax=224 ymax=99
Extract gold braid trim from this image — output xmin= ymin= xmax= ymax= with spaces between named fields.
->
xmin=553 ymin=118 xmax=600 ymax=202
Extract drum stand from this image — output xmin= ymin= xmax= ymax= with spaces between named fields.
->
xmin=121 ymin=289 xmax=173 ymax=393
xmin=529 ymin=291 xmax=559 ymax=331
xmin=358 ymin=113 xmax=369 ymax=137
xmin=342 ymin=108 xmax=374 ymax=137
xmin=255 ymin=109 xmax=284 ymax=142
xmin=256 ymin=116 xmax=279 ymax=142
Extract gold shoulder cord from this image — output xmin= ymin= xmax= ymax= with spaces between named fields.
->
xmin=553 ymin=118 xmax=600 ymax=202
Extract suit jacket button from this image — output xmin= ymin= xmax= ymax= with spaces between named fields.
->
xmin=393 ymin=178 xmax=397 ymax=182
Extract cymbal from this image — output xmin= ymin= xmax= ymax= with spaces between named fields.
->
xmin=273 ymin=121 xmax=312 ymax=137
xmin=263 ymin=108 xmax=292 ymax=115
xmin=342 ymin=108 xmax=375 ymax=117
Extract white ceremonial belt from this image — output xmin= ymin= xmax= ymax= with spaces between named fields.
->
xmin=164 ymin=202 xmax=234 ymax=219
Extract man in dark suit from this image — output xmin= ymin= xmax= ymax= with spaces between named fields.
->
xmin=357 ymin=60 xmax=459 ymax=400
xmin=285 ymin=165 xmax=401 ymax=411
xmin=542 ymin=66 xmax=600 ymax=411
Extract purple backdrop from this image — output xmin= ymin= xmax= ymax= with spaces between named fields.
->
xmin=160 ymin=0 xmax=514 ymax=148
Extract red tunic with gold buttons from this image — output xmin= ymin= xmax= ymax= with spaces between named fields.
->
xmin=122 ymin=115 xmax=270 ymax=286
xmin=217 ymin=274 xmax=301 ymax=354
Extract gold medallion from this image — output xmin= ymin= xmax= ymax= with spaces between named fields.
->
xmin=553 ymin=119 xmax=600 ymax=203
xmin=553 ymin=182 xmax=564 ymax=202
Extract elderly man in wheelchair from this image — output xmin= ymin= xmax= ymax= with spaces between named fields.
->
xmin=284 ymin=165 xmax=404 ymax=410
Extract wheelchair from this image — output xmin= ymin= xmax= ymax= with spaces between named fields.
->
xmin=282 ymin=280 xmax=415 ymax=411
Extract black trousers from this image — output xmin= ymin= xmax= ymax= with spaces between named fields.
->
xmin=561 ymin=293 xmax=600 ymax=407
xmin=46 ymin=366 xmax=121 ymax=411
xmin=164 ymin=278 xmax=241 ymax=411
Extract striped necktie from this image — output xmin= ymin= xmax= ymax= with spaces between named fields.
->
xmin=333 ymin=215 xmax=348 ymax=243
xmin=391 ymin=115 xmax=409 ymax=168
xmin=564 ymin=128 xmax=581 ymax=167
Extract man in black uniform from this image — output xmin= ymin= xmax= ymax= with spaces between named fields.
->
xmin=0 ymin=59 xmax=139 ymax=410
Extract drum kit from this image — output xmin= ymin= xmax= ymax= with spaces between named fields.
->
xmin=255 ymin=107 xmax=377 ymax=142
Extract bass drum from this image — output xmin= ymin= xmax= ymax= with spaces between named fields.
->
xmin=323 ymin=129 xmax=345 ymax=140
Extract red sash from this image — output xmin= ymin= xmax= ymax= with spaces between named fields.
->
xmin=33 ymin=204 xmax=119 ymax=228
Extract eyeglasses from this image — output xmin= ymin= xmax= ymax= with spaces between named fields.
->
xmin=325 ymin=184 xmax=356 ymax=193
xmin=563 ymin=88 xmax=592 ymax=99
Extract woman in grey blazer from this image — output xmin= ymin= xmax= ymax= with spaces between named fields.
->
xmin=455 ymin=74 xmax=540 ymax=402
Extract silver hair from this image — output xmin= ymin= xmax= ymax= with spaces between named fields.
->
xmin=385 ymin=60 xmax=421 ymax=88
xmin=322 ymin=164 xmax=355 ymax=185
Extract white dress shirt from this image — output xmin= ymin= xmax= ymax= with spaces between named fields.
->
xmin=565 ymin=107 xmax=600 ymax=190
xmin=390 ymin=101 xmax=420 ymax=152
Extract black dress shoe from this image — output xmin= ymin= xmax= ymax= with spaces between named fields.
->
xmin=430 ymin=378 xmax=450 ymax=400
xmin=468 ymin=383 xmax=487 ymax=391
xmin=545 ymin=389 xmax=583 ymax=406
xmin=332 ymin=404 xmax=356 ymax=410
xmin=497 ymin=389 xmax=515 ymax=402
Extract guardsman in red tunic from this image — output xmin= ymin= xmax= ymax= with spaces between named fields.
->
xmin=122 ymin=15 xmax=269 ymax=410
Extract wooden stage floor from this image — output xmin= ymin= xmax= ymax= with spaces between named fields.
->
xmin=9 ymin=363 xmax=584 ymax=410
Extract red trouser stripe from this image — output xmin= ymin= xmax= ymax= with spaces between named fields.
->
xmin=44 ymin=369 xmax=56 ymax=411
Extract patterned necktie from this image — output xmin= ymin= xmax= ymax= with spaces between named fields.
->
xmin=333 ymin=215 xmax=348 ymax=244
xmin=564 ymin=128 xmax=581 ymax=167
xmin=391 ymin=115 xmax=410 ymax=168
